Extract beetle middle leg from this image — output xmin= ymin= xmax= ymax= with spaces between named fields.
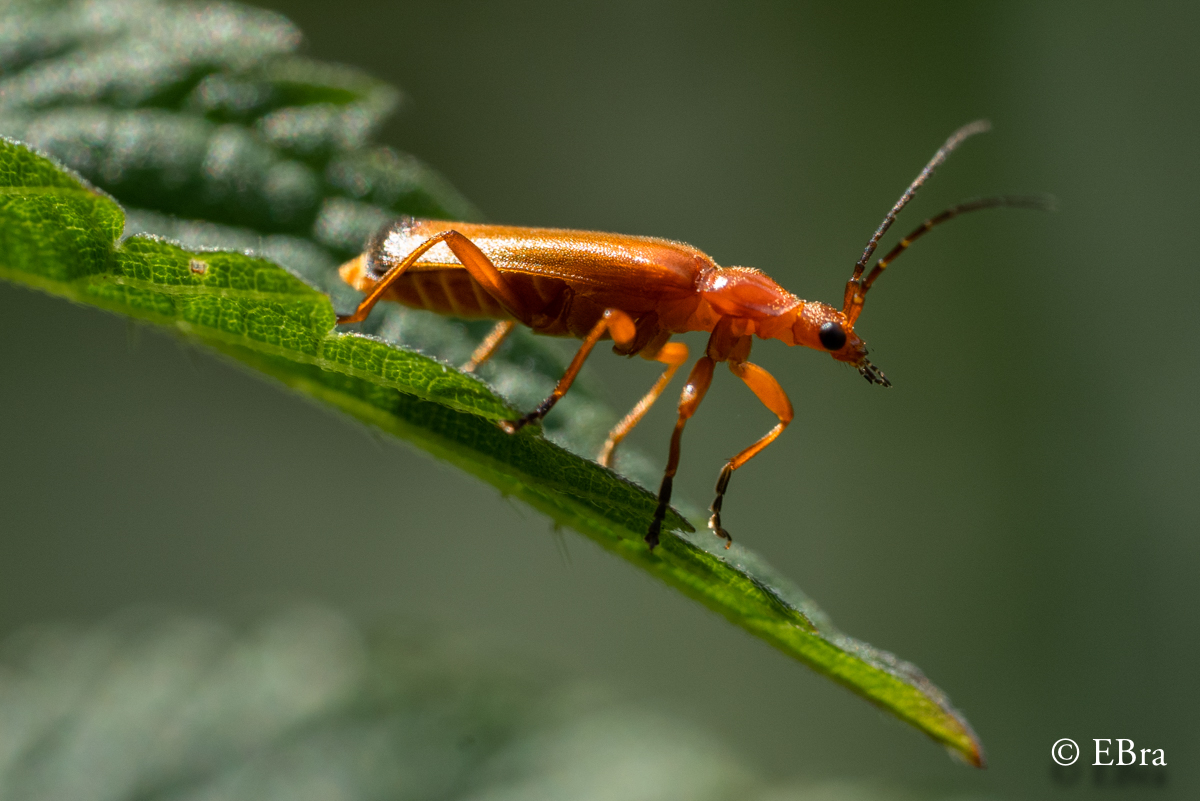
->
xmin=597 ymin=339 xmax=689 ymax=468
xmin=499 ymin=309 xmax=639 ymax=434
xmin=708 ymin=359 xmax=794 ymax=546
xmin=646 ymin=355 xmax=715 ymax=549
xmin=461 ymin=320 xmax=516 ymax=372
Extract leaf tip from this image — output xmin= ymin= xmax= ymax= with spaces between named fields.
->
xmin=945 ymin=728 xmax=987 ymax=769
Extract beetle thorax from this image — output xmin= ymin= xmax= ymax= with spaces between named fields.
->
xmin=698 ymin=267 xmax=800 ymax=321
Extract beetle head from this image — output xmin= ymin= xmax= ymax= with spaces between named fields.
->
xmin=791 ymin=300 xmax=889 ymax=387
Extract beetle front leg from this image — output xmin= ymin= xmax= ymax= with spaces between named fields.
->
xmin=709 ymin=360 xmax=794 ymax=547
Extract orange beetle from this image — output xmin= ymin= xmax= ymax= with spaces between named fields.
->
xmin=336 ymin=121 xmax=1046 ymax=548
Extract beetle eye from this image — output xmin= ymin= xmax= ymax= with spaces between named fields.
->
xmin=819 ymin=321 xmax=847 ymax=351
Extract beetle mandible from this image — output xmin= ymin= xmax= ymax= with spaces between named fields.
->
xmin=335 ymin=121 xmax=1046 ymax=548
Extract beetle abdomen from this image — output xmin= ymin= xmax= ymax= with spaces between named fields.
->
xmin=384 ymin=268 xmax=513 ymax=319
xmin=388 ymin=268 xmax=601 ymax=333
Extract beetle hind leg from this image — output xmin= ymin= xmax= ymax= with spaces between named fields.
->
xmin=337 ymin=229 xmax=531 ymax=326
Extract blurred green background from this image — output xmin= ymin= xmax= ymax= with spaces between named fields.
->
xmin=1 ymin=1 xmax=1196 ymax=799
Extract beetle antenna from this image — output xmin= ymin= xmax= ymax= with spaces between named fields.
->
xmin=859 ymin=194 xmax=1055 ymax=294
xmin=844 ymin=120 xmax=991 ymax=322
xmin=852 ymin=121 xmax=991 ymax=281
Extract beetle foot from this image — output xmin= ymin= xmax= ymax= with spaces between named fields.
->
xmin=500 ymin=396 xmax=557 ymax=435
xmin=708 ymin=513 xmax=733 ymax=549
xmin=644 ymin=525 xmax=660 ymax=550
xmin=498 ymin=414 xmax=534 ymax=434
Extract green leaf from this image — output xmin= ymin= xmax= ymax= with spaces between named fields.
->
xmin=0 ymin=0 xmax=986 ymax=766
xmin=0 ymin=135 xmax=984 ymax=769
